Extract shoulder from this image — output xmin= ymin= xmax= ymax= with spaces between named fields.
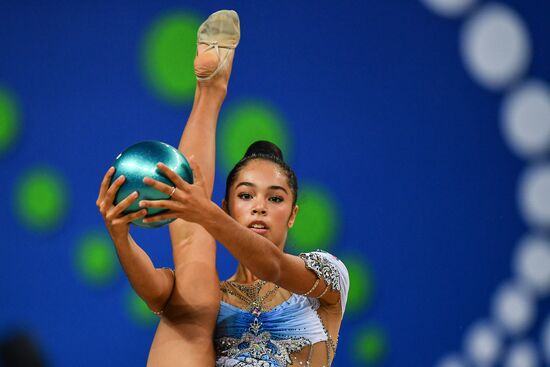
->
xmin=299 ymin=250 xmax=349 ymax=284
xmin=298 ymin=250 xmax=350 ymax=313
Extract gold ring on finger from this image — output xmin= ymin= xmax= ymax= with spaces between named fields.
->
xmin=168 ymin=186 xmax=177 ymax=198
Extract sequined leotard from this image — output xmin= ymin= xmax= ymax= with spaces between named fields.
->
xmin=215 ymin=251 xmax=349 ymax=367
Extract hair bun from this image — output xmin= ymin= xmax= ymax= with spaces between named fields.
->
xmin=244 ymin=140 xmax=284 ymax=161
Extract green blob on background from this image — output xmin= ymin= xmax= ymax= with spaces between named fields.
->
xmin=15 ymin=167 xmax=67 ymax=232
xmin=0 ymin=87 xmax=19 ymax=154
xmin=288 ymin=184 xmax=338 ymax=252
xmin=142 ymin=12 xmax=201 ymax=104
xmin=75 ymin=231 xmax=118 ymax=286
xmin=219 ymin=101 xmax=290 ymax=170
xmin=354 ymin=325 xmax=387 ymax=364
xmin=343 ymin=257 xmax=373 ymax=313
xmin=127 ymin=289 xmax=158 ymax=327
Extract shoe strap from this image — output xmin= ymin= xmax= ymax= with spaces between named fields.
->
xmin=198 ymin=40 xmax=237 ymax=50
xmin=196 ymin=47 xmax=232 ymax=81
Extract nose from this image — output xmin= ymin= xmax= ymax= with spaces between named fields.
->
xmin=252 ymin=208 xmax=267 ymax=215
xmin=252 ymin=202 xmax=267 ymax=216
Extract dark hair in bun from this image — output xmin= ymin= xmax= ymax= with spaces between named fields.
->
xmin=243 ymin=140 xmax=284 ymax=160
xmin=225 ymin=140 xmax=298 ymax=207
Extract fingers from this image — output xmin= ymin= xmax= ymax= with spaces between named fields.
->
xmin=138 ymin=199 xmax=179 ymax=211
xmin=96 ymin=167 xmax=115 ymax=206
xmin=142 ymin=176 xmax=175 ymax=196
xmin=142 ymin=211 xmax=177 ymax=224
xmin=96 ymin=167 xmax=148 ymax=227
xmin=98 ymin=175 xmax=125 ymax=216
xmin=109 ymin=191 xmax=139 ymax=218
xmin=155 ymin=162 xmax=189 ymax=189
xmin=112 ymin=209 xmax=148 ymax=226
xmin=102 ymin=175 xmax=126 ymax=210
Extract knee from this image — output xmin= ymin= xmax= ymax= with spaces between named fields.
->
xmin=163 ymin=288 xmax=220 ymax=322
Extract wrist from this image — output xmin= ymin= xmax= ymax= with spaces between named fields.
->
xmin=200 ymin=201 xmax=223 ymax=231
xmin=108 ymin=228 xmax=129 ymax=246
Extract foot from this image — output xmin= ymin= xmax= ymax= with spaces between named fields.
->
xmin=194 ymin=10 xmax=240 ymax=87
xmin=194 ymin=44 xmax=234 ymax=88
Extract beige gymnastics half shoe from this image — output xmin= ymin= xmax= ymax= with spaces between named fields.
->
xmin=196 ymin=10 xmax=240 ymax=81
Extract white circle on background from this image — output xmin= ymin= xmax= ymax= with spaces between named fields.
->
xmin=503 ymin=340 xmax=538 ymax=367
xmin=436 ymin=354 xmax=466 ymax=367
xmin=492 ymin=282 xmax=535 ymax=336
xmin=421 ymin=0 xmax=476 ymax=18
xmin=460 ymin=3 xmax=531 ymax=90
xmin=541 ymin=315 xmax=550 ymax=364
xmin=518 ymin=164 xmax=550 ymax=228
xmin=502 ymin=80 xmax=550 ymax=158
xmin=464 ymin=321 xmax=502 ymax=366
xmin=514 ymin=234 xmax=550 ymax=295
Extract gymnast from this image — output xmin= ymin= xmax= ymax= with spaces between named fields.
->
xmin=96 ymin=10 xmax=349 ymax=366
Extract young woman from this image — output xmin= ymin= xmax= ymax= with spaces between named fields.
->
xmin=98 ymin=9 xmax=349 ymax=366
xmin=96 ymin=10 xmax=239 ymax=366
xmin=142 ymin=139 xmax=350 ymax=366
xmin=140 ymin=10 xmax=350 ymax=366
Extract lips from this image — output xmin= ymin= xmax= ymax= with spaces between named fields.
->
xmin=248 ymin=220 xmax=269 ymax=234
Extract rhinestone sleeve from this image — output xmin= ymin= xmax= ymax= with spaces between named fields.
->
xmin=299 ymin=252 xmax=341 ymax=292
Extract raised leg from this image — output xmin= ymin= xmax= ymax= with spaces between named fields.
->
xmin=163 ymin=35 xmax=236 ymax=330
xmin=146 ymin=10 xmax=239 ymax=366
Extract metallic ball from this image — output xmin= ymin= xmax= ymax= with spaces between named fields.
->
xmin=111 ymin=141 xmax=193 ymax=228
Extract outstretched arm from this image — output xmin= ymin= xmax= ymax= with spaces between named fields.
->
xmin=199 ymin=203 xmax=343 ymax=305
xmin=96 ymin=167 xmax=174 ymax=314
xmin=114 ymin=234 xmax=175 ymax=313
xmin=139 ymin=161 xmax=345 ymax=306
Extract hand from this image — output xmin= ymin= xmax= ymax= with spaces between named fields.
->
xmin=96 ymin=166 xmax=147 ymax=239
xmin=138 ymin=156 xmax=212 ymax=225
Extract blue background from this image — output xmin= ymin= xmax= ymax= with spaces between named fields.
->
xmin=1 ymin=0 xmax=549 ymax=366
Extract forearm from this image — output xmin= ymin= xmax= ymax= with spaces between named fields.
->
xmin=193 ymin=203 xmax=339 ymax=302
xmin=110 ymin=232 xmax=173 ymax=309
xmin=201 ymin=203 xmax=283 ymax=282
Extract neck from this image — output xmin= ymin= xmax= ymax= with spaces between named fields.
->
xmin=229 ymin=263 xmax=261 ymax=284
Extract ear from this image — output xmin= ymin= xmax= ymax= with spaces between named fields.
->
xmin=287 ymin=205 xmax=299 ymax=228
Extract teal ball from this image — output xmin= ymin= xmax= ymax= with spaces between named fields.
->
xmin=111 ymin=141 xmax=193 ymax=228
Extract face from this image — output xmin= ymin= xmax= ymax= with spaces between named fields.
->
xmin=223 ymin=159 xmax=298 ymax=248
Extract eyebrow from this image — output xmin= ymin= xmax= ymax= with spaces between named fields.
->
xmin=235 ymin=181 xmax=289 ymax=195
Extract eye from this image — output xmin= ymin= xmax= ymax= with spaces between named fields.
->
xmin=238 ymin=193 xmax=253 ymax=200
xmin=269 ymin=196 xmax=284 ymax=203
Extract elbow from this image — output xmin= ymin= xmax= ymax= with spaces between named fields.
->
xmin=145 ymin=295 xmax=167 ymax=315
xmin=146 ymin=269 xmax=176 ymax=313
xmin=145 ymin=285 xmax=172 ymax=313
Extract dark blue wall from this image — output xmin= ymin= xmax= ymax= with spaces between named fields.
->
xmin=1 ymin=1 xmax=549 ymax=366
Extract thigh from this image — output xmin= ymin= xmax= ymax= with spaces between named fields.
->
xmin=167 ymin=221 xmax=220 ymax=321
xmin=148 ymin=317 xmax=216 ymax=367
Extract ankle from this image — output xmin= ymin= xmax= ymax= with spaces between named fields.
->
xmin=196 ymin=82 xmax=227 ymax=99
